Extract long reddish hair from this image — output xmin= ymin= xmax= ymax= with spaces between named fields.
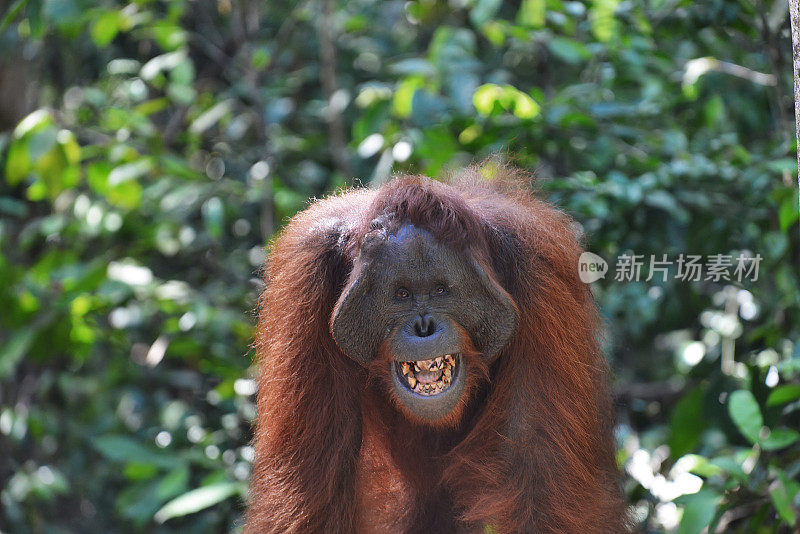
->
xmin=247 ymin=165 xmax=628 ymax=533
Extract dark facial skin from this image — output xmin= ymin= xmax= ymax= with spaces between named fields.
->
xmin=331 ymin=224 xmax=518 ymax=422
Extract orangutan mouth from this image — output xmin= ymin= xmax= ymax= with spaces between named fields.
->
xmin=397 ymin=354 xmax=459 ymax=396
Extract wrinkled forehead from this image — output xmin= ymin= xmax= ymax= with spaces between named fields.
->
xmin=364 ymin=224 xmax=466 ymax=282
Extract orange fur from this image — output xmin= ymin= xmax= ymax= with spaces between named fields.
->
xmin=246 ymin=167 xmax=629 ymax=533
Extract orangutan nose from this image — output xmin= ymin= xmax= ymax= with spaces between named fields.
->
xmin=412 ymin=314 xmax=436 ymax=338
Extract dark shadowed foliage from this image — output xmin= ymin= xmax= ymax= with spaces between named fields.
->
xmin=0 ymin=0 xmax=798 ymax=532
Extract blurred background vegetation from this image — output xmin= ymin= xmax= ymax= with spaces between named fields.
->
xmin=1 ymin=0 xmax=799 ymax=532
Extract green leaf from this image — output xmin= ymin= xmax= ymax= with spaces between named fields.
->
xmin=0 ymin=0 xmax=30 ymax=34
xmin=169 ymin=58 xmax=195 ymax=86
xmin=761 ymin=428 xmax=800 ymax=450
xmin=474 ymin=84 xmax=503 ymax=115
xmin=766 ymin=158 xmax=798 ymax=175
xmin=27 ymin=127 xmax=58 ymax=161
xmin=681 ymin=454 xmax=722 ymax=478
xmin=728 ymin=389 xmax=763 ymax=444
xmin=767 ymin=384 xmax=800 ymax=406
xmin=709 ymin=456 xmax=748 ymax=483
xmin=57 ymin=129 xmax=81 ymax=165
xmin=589 ymin=0 xmax=620 ymax=43
xmin=469 ymin=0 xmax=502 ymax=26
xmin=473 ymin=84 xmax=540 ymax=119
xmin=93 ymin=435 xmax=181 ymax=469
xmin=140 ymin=51 xmax=188 ymax=81
xmin=392 ymin=77 xmax=424 ymax=118
xmin=668 ymin=387 xmax=705 ymax=457
xmin=770 ymin=471 xmax=800 ymax=526
xmin=154 ymin=482 xmax=242 ymax=523
xmin=108 ymin=159 xmax=154 ymax=186
xmin=151 ymin=22 xmax=187 ymax=51
xmin=547 ymin=37 xmax=590 ymax=64
xmin=167 ymin=83 xmax=196 ymax=105
xmin=35 ymin=147 xmax=73 ymax=199
xmin=189 ymin=100 xmax=233 ymax=135
xmin=511 ymin=90 xmax=539 ymax=119
xmin=5 ymin=139 xmax=31 ymax=185
xmin=135 ymin=97 xmax=170 ymax=116
xmin=13 ymin=109 xmax=52 ymax=138
xmin=202 ymin=197 xmax=225 ymax=239
xmin=677 ymin=489 xmax=721 ymax=534
xmin=251 ymin=48 xmax=271 ymax=70
xmin=517 ymin=0 xmax=545 ymax=27
xmin=156 ymin=468 xmax=190 ymax=501
xmin=417 ymin=125 xmax=459 ymax=176
xmin=0 ymin=328 xmax=37 ymax=377
xmin=91 ymin=11 xmax=122 ymax=47
xmin=778 ymin=196 xmax=798 ymax=231
xmin=87 ymin=161 xmax=142 ymax=209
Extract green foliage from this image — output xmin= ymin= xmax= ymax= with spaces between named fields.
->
xmin=0 ymin=0 xmax=799 ymax=532
xmin=728 ymin=390 xmax=763 ymax=444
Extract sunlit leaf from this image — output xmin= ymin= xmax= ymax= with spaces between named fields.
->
xmin=13 ymin=109 xmax=52 ymax=138
xmin=154 ymin=482 xmax=243 ymax=523
xmin=109 ymin=159 xmax=154 ymax=186
xmin=57 ymin=130 xmax=81 ymax=164
xmin=91 ymin=11 xmax=122 ymax=47
xmin=393 ymin=76 xmax=424 ymax=118
xmin=5 ymin=139 xmax=31 ymax=185
xmin=151 ymin=22 xmax=187 ymax=51
xmin=511 ymin=90 xmax=539 ymax=119
xmin=474 ymin=83 xmax=503 ymax=115
xmin=473 ymin=84 xmax=540 ymax=119
xmin=681 ymin=454 xmax=722 ymax=478
xmin=517 ymin=0 xmax=545 ymax=27
xmin=141 ymin=50 xmax=188 ymax=81
xmin=589 ymin=0 xmax=619 ymax=43
xmin=189 ymin=100 xmax=234 ymax=135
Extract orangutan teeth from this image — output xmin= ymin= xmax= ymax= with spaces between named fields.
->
xmin=398 ymin=354 xmax=457 ymax=396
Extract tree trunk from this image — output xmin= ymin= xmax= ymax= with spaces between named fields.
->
xmin=789 ymin=0 xmax=800 ymax=236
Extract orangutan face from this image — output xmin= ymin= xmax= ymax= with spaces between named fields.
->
xmin=331 ymin=223 xmax=518 ymax=421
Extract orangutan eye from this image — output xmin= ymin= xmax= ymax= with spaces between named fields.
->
xmin=434 ymin=285 xmax=447 ymax=295
xmin=395 ymin=287 xmax=410 ymax=299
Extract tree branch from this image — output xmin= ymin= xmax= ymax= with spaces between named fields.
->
xmin=789 ymin=0 xmax=800 ymax=241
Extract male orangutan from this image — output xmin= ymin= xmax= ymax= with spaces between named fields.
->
xmin=246 ymin=166 xmax=628 ymax=533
